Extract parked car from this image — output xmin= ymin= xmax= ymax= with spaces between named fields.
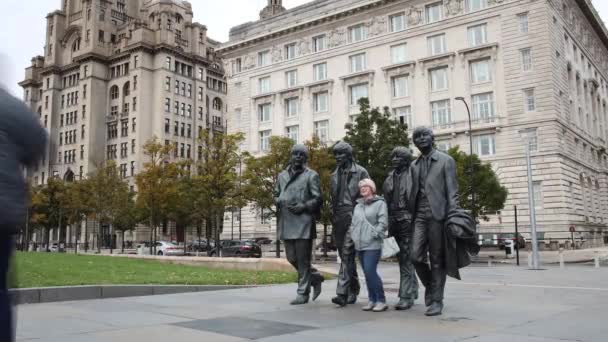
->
xmin=49 ymin=243 xmax=59 ymax=252
xmin=187 ymin=240 xmax=211 ymax=252
xmin=497 ymin=233 xmax=526 ymax=249
xmin=254 ymin=237 xmax=273 ymax=245
xmin=208 ymin=240 xmax=262 ymax=258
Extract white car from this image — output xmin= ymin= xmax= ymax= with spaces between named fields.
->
xmin=155 ymin=241 xmax=185 ymax=256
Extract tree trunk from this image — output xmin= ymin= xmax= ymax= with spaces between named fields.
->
xmin=215 ymin=211 xmax=221 ymax=258
xmin=121 ymin=230 xmax=125 ymax=253
xmin=323 ymin=223 xmax=328 ymax=258
xmin=149 ymin=217 xmax=154 ymax=255
xmin=84 ymin=219 xmax=88 ymax=252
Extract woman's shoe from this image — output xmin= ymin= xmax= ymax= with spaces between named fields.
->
xmin=372 ymin=302 xmax=388 ymax=312
xmin=362 ymin=302 xmax=375 ymax=311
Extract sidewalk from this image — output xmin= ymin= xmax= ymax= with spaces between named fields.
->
xmin=474 ymin=246 xmax=608 ymax=265
xmin=16 ymin=264 xmax=608 ymax=342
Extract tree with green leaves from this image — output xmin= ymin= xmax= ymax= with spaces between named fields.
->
xmin=305 ymin=136 xmax=335 ymax=257
xmin=343 ymin=98 xmax=410 ymax=190
xmin=63 ymin=180 xmax=93 ymax=253
xmin=136 ymin=138 xmax=181 ymax=255
xmin=113 ymin=189 xmax=140 ymax=253
xmin=194 ymin=130 xmax=245 ymax=257
xmin=447 ymin=146 xmax=508 ymax=221
xmin=30 ymin=177 xmax=67 ymax=251
xmin=242 ymin=136 xmax=294 ymax=258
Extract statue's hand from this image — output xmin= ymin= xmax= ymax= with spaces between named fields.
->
xmin=287 ymin=202 xmax=306 ymax=215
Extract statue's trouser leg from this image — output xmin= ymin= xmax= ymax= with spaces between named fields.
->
xmin=411 ymin=204 xmax=446 ymax=304
xmin=284 ymin=239 xmax=312 ymax=296
xmin=390 ymin=217 xmax=418 ymax=301
xmin=334 ymin=209 xmax=359 ymax=297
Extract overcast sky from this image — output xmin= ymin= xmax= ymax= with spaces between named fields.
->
xmin=1 ymin=0 xmax=607 ymax=96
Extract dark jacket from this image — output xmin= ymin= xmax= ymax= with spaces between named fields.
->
xmin=274 ymin=166 xmax=322 ymax=240
xmin=444 ymin=208 xmax=480 ymax=280
xmin=383 ymin=168 xmax=412 ymax=219
xmin=330 ymin=162 xmax=369 ymax=211
xmin=408 ymin=150 xmax=459 ymax=221
xmin=0 ymin=88 xmax=47 ymax=232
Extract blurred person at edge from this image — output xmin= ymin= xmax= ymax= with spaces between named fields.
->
xmin=0 ymin=67 xmax=48 ymax=340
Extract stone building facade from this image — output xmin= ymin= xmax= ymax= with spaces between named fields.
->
xmin=219 ymin=0 xmax=608 ymax=246
xmin=20 ymin=0 xmax=228 ymax=247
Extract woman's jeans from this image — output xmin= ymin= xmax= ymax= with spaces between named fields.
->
xmin=358 ymin=249 xmax=385 ymax=303
xmin=0 ymin=233 xmax=14 ymax=341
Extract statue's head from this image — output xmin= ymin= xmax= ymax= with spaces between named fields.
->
xmin=290 ymin=144 xmax=308 ymax=169
xmin=412 ymin=126 xmax=435 ymax=153
xmin=391 ymin=146 xmax=413 ymax=170
xmin=332 ymin=141 xmax=353 ymax=169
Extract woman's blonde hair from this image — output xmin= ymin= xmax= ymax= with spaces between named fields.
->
xmin=358 ymin=178 xmax=376 ymax=194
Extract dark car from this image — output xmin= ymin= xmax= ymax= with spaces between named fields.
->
xmin=187 ymin=240 xmax=211 ymax=252
xmin=254 ymin=237 xmax=273 ymax=245
xmin=208 ymin=240 xmax=262 ymax=258
xmin=497 ymin=233 xmax=526 ymax=249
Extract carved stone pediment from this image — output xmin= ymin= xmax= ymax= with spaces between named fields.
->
xmin=339 ymin=71 xmax=375 ymax=90
xmin=252 ymin=92 xmax=275 ymax=104
xmin=306 ymin=79 xmax=334 ymax=97
xmin=382 ymin=61 xmax=416 ymax=80
xmin=458 ymin=43 xmax=499 ymax=67
xmin=418 ymin=53 xmax=455 ymax=76
xmin=278 ymin=86 xmax=304 ymax=99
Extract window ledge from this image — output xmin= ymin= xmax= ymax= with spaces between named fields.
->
xmin=418 ymin=52 xmax=456 ymax=64
xmin=381 ymin=60 xmax=416 ymax=72
xmin=339 ymin=70 xmax=375 ymax=81
xmin=457 ymin=43 xmax=499 ymax=56
xmin=278 ymin=86 xmax=304 ymax=94
xmin=252 ymin=92 xmax=276 ymax=100
xmin=305 ymin=79 xmax=334 ymax=88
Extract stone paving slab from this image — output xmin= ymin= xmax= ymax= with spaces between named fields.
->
xmin=15 ymin=264 xmax=608 ymax=342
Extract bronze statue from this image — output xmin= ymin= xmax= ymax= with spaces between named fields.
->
xmin=274 ymin=144 xmax=324 ymax=305
xmin=330 ymin=141 xmax=370 ymax=307
xmin=409 ymin=127 xmax=459 ymax=316
xmin=383 ymin=147 xmax=418 ymax=310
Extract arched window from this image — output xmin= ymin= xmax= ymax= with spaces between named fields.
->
xmin=212 ymin=98 xmax=223 ymax=110
xmin=72 ymin=38 xmax=81 ymax=52
xmin=110 ymin=85 xmax=119 ymax=100
xmin=123 ymin=82 xmax=130 ymax=97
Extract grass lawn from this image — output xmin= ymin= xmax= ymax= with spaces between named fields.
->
xmin=10 ymin=252 xmax=297 ymax=288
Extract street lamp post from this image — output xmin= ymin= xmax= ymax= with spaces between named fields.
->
xmin=524 ymin=135 xmax=541 ymax=270
xmin=455 ymin=97 xmax=476 ymax=223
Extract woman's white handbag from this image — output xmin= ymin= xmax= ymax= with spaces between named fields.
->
xmin=381 ymin=236 xmax=400 ymax=259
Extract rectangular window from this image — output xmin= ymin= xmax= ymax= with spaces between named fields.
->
xmin=166 ymin=57 xmax=172 ymax=70
xmin=349 ymin=83 xmax=369 ymax=106
xmin=431 ymin=99 xmax=452 ymax=128
xmin=427 ymin=34 xmax=447 ymax=56
xmin=518 ymin=13 xmax=529 ymax=33
xmin=174 ymin=101 xmax=179 ymax=115
xmin=521 ymin=128 xmax=538 ymax=152
xmin=470 ymin=59 xmax=491 ymax=84
xmin=468 ymin=24 xmax=487 ymax=47
xmin=259 ymin=76 xmax=271 ymax=94
xmin=259 ymin=130 xmax=271 ymax=151
xmin=174 ymin=80 xmax=179 ymax=94
xmin=258 ymin=50 xmax=271 ymax=67
xmin=259 ymin=103 xmax=271 ymax=122
xmin=187 ymin=84 xmax=192 ymax=98
xmin=391 ymin=44 xmax=408 ymax=64
xmin=390 ymin=12 xmax=406 ymax=32
xmin=472 ymin=92 xmax=495 ymax=121
xmin=285 ymin=125 xmax=299 ymax=143
xmin=165 ymin=119 xmax=170 ymax=133
xmin=524 ymin=88 xmax=536 ymax=111
xmin=426 ymin=3 xmax=443 ymax=23
xmin=520 ymin=48 xmax=532 ymax=71
xmin=314 ymin=120 xmax=329 ymax=143
xmin=349 ymin=53 xmax=367 ymax=73
xmin=314 ymin=92 xmax=328 ymax=113
xmin=430 ymin=67 xmax=449 ymax=92
xmin=285 ymin=98 xmax=299 ymax=118
xmin=313 ymin=35 xmax=327 ymax=52
xmin=165 ymin=77 xmax=171 ymax=91
xmin=285 ymin=70 xmax=298 ymax=88
xmin=285 ymin=43 xmax=297 ymax=60
xmin=313 ymin=63 xmax=327 ymax=81
xmin=392 ymin=75 xmax=409 ymax=98
xmin=473 ymin=134 xmax=496 ymax=156
xmin=465 ymin=0 xmax=488 ymax=12
xmin=198 ymin=87 xmax=203 ymax=101
xmin=394 ymin=106 xmax=412 ymax=127
xmin=131 ymin=139 xmax=136 ymax=153
xmin=348 ymin=24 xmax=368 ymax=43
xmin=187 ymin=105 xmax=192 ymax=118
xmin=181 ymin=103 xmax=186 ymax=116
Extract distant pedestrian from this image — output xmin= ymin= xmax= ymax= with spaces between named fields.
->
xmin=349 ymin=179 xmax=389 ymax=312
xmin=0 ymin=88 xmax=47 ymax=341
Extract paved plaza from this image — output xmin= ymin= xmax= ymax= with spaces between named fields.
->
xmin=16 ymin=263 xmax=608 ymax=342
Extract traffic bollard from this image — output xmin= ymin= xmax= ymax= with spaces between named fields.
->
xmin=528 ymin=253 xmax=532 ymax=268
xmin=595 ymin=251 xmax=600 ymax=269
xmin=559 ymin=248 xmax=565 ymax=269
